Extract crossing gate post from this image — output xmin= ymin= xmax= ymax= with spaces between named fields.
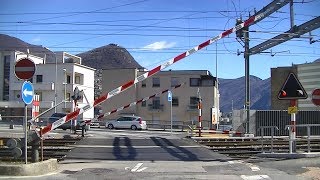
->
xmin=289 ymin=100 xmax=297 ymax=153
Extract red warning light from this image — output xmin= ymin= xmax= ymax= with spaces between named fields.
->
xmin=281 ymin=90 xmax=287 ymax=97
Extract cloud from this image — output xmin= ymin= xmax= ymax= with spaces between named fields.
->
xmin=31 ymin=37 xmax=41 ymax=42
xmin=142 ymin=41 xmax=176 ymax=51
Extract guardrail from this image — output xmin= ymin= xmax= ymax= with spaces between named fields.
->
xmin=258 ymin=126 xmax=279 ymax=153
xmin=286 ymin=124 xmax=320 ymax=153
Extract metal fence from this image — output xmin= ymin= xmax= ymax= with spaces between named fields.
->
xmin=256 ymin=110 xmax=320 ymax=136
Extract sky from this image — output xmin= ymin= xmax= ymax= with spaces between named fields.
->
xmin=1 ymin=0 xmax=319 ymax=80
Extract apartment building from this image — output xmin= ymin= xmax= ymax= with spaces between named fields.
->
xmin=0 ymin=50 xmax=95 ymax=122
xmin=101 ymin=68 xmax=219 ymax=127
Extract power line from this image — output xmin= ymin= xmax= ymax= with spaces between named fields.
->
xmin=20 ymin=0 xmax=151 ymax=23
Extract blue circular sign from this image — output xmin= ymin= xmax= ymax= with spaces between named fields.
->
xmin=21 ymin=81 xmax=34 ymax=104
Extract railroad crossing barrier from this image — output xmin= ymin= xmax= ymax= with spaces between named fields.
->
xmin=258 ymin=126 xmax=279 ymax=153
xmin=286 ymin=124 xmax=320 ymax=153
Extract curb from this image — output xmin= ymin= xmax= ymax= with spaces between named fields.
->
xmin=257 ymin=153 xmax=320 ymax=159
xmin=0 ymin=159 xmax=58 ymax=176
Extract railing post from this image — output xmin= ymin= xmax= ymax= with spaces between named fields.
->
xmin=307 ymin=126 xmax=311 ymax=153
xmin=271 ymin=127 xmax=274 ymax=153
xmin=261 ymin=127 xmax=265 ymax=153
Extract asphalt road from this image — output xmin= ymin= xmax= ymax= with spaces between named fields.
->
xmin=1 ymin=127 xmax=319 ymax=179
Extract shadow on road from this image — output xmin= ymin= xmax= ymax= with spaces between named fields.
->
xmin=112 ymin=137 xmax=137 ymax=160
xmin=150 ymin=137 xmax=199 ymax=161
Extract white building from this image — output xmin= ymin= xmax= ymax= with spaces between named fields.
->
xmin=0 ymin=50 xmax=95 ymax=122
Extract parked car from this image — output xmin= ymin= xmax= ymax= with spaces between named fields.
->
xmin=105 ymin=116 xmax=147 ymax=130
xmin=49 ymin=113 xmax=90 ymax=131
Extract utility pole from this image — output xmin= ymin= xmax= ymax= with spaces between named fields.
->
xmin=244 ymin=25 xmax=250 ymax=134
xmin=235 ymin=0 xmax=290 ymax=134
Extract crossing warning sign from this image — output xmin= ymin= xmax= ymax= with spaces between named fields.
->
xmin=278 ymin=73 xmax=308 ymax=100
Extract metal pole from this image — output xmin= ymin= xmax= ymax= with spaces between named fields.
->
xmin=170 ymin=95 xmax=172 ymax=134
xmin=244 ymin=28 xmax=250 ymax=134
xmin=215 ymin=42 xmax=219 ymax=130
xmin=290 ymin=0 xmax=294 ymax=28
xmin=54 ymin=54 xmax=57 ymax=113
xmin=24 ymin=104 xmax=27 ymax=164
xmin=289 ymin=100 xmax=297 ymax=153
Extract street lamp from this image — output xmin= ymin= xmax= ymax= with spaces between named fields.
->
xmin=63 ymin=68 xmax=67 ymax=112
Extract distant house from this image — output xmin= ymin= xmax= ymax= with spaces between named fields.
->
xmin=0 ymin=50 xmax=95 ymax=123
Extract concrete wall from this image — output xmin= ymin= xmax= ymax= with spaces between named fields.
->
xmin=232 ymin=109 xmax=256 ymax=134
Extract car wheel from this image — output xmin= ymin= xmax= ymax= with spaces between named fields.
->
xmin=131 ymin=125 xmax=137 ymax=130
xmin=107 ymin=124 xmax=114 ymax=129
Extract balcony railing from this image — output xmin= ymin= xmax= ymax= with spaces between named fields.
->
xmin=11 ymin=82 xmax=54 ymax=91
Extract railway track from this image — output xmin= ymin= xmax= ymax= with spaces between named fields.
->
xmin=194 ymin=137 xmax=320 ymax=158
xmin=0 ymin=137 xmax=82 ymax=162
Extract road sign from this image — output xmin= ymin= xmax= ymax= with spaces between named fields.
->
xmin=14 ymin=58 xmax=36 ymax=80
xmin=168 ymin=91 xmax=172 ymax=102
xmin=312 ymin=89 xmax=320 ymax=106
xmin=277 ymin=73 xmax=308 ymax=100
xmin=21 ymin=81 xmax=34 ymax=104
xmin=288 ymin=106 xmax=298 ymax=114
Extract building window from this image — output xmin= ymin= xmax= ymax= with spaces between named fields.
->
xmin=3 ymin=55 xmax=10 ymax=101
xmin=141 ymin=81 xmax=146 ymax=88
xmin=172 ymin=97 xmax=179 ymax=106
xmin=152 ymin=77 xmax=160 ymax=87
xmin=190 ymin=97 xmax=198 ymax=105
xmin=171 ymin=77 xmax=179 ymax=87
xmin=75 ymin=76 xmax=80 ymax=84
xmin=190 ymin=78 xmax=200 ymax=87
xmin=141 ymin=101 xmax=146 ymax=107
xmin=66 ymin=75 xmax=71 ymax=84
xmin=36 ymin=75 xmax=43 ymax=83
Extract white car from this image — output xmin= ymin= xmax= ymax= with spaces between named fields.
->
xmin=105 ymin=116 xmax=147 ymax=130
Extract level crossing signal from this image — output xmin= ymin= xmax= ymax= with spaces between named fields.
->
xmin=277 ymin=73 xmax=308 ymax=100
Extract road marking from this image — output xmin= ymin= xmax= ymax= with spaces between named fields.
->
xmin=131 ymin=163 xmax=143 ymax=172
xmin=240 ymin=175 xmax=270 ymax=180
xmin=246 ymin=163 xmax=260 ymax=172
xmin=136 ymin=167 xmax=148 ymax=172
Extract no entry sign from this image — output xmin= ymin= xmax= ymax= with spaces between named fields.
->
xmin=14 ymin=58 xmax=36 ymax=80
xmin=312 ymin=89 xmax=320 ymax=106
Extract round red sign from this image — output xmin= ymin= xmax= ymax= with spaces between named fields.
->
xmin=14 ymin=58 xmax=36 ymax=80
xmin=312 ymin=89 xmax=320 ymax=106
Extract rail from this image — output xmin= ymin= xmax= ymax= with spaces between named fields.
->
xmin=285 ymin=124 xmax=320 ymax=153
xmin=258 ymin=126 xmax=279 ymax=153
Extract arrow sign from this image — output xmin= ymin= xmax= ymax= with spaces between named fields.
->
xmin=277 ymin=73 xmax=308 ymax=100
xmin=21 ymin=81 xmax=34 ymax=104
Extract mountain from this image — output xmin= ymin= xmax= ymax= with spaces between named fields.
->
xmin=77 ymin=43 xmax=143 ymax=70
xmin=219 ymin=76 xmax=271 ymax=113
xmin=0 ymin=34 xmax=55 ymax=62
xmin=77 ymin=43 xmax=143 ymax=98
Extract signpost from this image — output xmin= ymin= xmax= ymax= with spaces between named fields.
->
xmin=14 ymin=57 xmax=36 ymax=164
xmin=312 ymin=89 xmax=320 ymax=106
xmin=168 ymin=91 xmax=172 ymax=134
xmin=277 ymin=72 xmax=308 ymax=154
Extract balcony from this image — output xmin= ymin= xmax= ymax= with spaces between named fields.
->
xmin=11 ymin=82 xmax=55 ymax=91
xmin=148 ymin=104 xmax=164 ymax=111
